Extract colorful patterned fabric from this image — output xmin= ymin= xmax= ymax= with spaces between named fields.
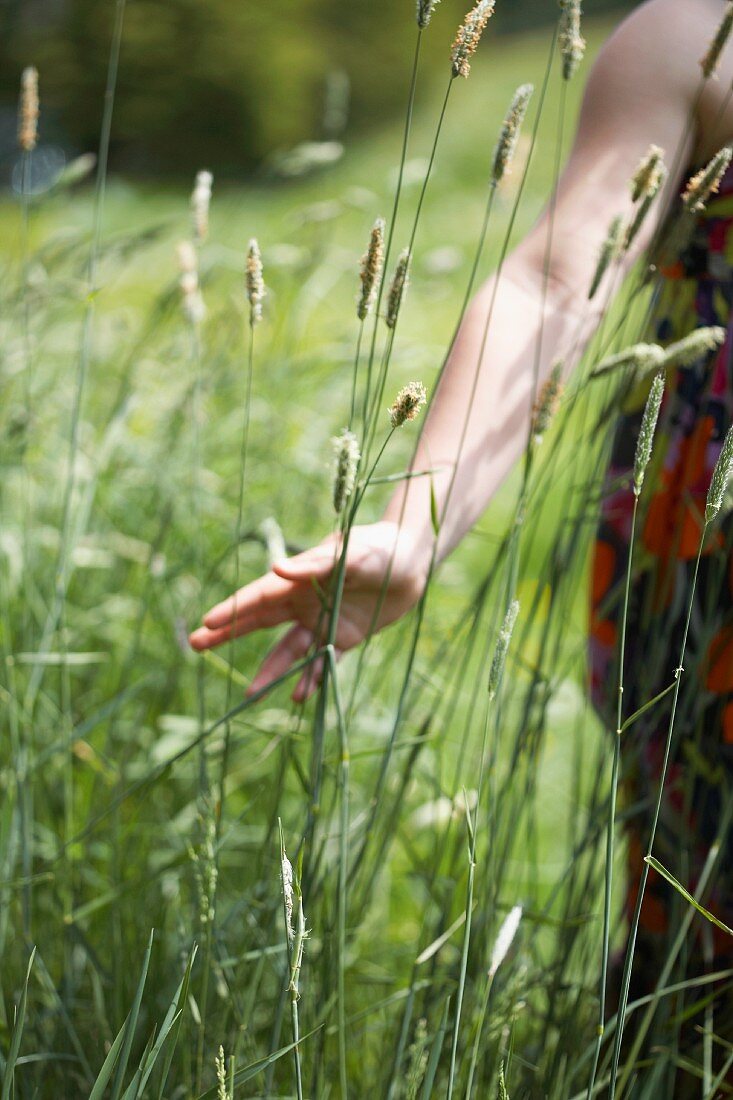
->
xmin=591 ymin=167 xmax=733 ymax=990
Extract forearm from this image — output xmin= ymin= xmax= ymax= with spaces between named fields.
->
xmin=382 ymin=247 xmax=600 ymax=572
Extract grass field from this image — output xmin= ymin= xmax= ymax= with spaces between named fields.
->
xmin=0 ymin=11 xmax=679 ymax=1097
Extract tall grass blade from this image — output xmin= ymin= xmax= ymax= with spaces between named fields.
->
xmin=0 ymin=946 xmax=35 ymax=1100
xmin=110 ymin=929 xmax=154 ymax=1100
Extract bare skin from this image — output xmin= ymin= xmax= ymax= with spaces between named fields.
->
xmin=189 ymin=0 xmax=733 ymax=701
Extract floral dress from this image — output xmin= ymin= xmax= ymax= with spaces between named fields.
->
xmin=591 ymin=163 xmax=733 ymax=972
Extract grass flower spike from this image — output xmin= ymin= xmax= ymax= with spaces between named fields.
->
xmin=191 ymin=170 xmax=213 ymax=244
xmin=389 ymin=381 xmax=427 ymax=428
xmin=532 ymin=362 xmax=563 ymax=445
xmin=215 ymin=1045 xmax=230 ymax=1100
xmin=558 ymin=0 xmax=585 ymax=81
xmin=706 ymin=424 xmax=733 ymax=522
xmin=451 ymin=0 xmax=496 ymax=79
xmin=683 ymin=146 xmax=733 ymax=213
xmin=18 ymin=66 xmax=39 ymax=152
xmin=492 ymin=84 xmax=534 ymax=185
xmin=177 ymin=240 xmax=206 ymax=324
xmin=633 ymin=372 xmax=664 ymax=496
xmin=701 ymin=2 xmax=733 ymax=78
xmin=661 ymin=325 xmax=726 ymax=369
xmin=489 ymin=905 xmax=523 ymax=978
xmin=625 ymin=158 xmax=667 ymax=250
xmin=385 ymin=248 xmax=411 ymax=329
xmin=281 ymin=853 xmax=295 ymax=944
xmin=417 ymin=0 xmax=440 ymax=29
xmin=332 ymin=429 xmax=360 ymax=513
xmin=588 ymin=214 xmax=623 ymax=300
xmin=488 ymin=599 xmax=519 ymax=700
xmin=591 ymin=342 xmax=665 ymax=379
xmin=357 ymin=217 xmax=385 ymax=321
xmin=631 ymin=145 xmax=665 ymax=203
xmin=246 ymin=238 xmax=265 ymax=326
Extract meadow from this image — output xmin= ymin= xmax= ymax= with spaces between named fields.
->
xmin=3 ymin=2 xmax=733 ymax=1096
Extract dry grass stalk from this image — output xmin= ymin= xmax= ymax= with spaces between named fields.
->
xmin=332 ymin=429 xmax=360 ymax=513
xmin=388 ymin=381 xmax=427 ymax=428
xmin=357 ymin=218 xmax=385 ymax=321
xmin=488 ymin=600 xmax=519 ymax=701
xmin=683 ymin=146 xmax=733 ymax=213
xmin=451 ymin=0 xmax=496 ymax=79
xmin=177 ymin=240 xmax=206 ymax=324
xmin=18 ymin=66 xmax=39 ymax=152
xmin=633 ymin=372 xmax=664 ymax=496
xmin=706 ymin=424 xmax=733 ymax=521
xmin=631 ymin=144 xmax=665 ymax=203
xmin=489 ymin=905 xmax=523 ymax=978
xmin=417 ymin=0 xmax=441 ymax=29
xmin=493 ymin=84 xmax=534 ymax=185
xmin=558 ymin=0 xmax=585 ymax=81
xmin=701 ymin=2 xmax=733 ymax=78
xmin=588 ymin=214 xmax=623 ymax=300
xmin=661 ymin=325 xmax=726 ymax=369
xmin=385 ymin=249 xmax=411 ymax=329
xmin=191 ymin=170 xmax=213 ymax=244
xmin=532 ymin=362 xmax=563 ymax=445
xmin=246 ymin=238 xmax=265 ymax=326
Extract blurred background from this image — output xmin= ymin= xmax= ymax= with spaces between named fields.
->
xmin=0 ymin=0 xmax=633 ymax=186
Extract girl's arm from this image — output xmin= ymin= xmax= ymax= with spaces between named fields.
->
xmin=384 ymin=0 xmax=709 ymax=573
xmin=190 ymin=0 xmax=720 ymax=699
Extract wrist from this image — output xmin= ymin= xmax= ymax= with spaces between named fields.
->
xmin=377 ymin=515 xmax=436 ymax=590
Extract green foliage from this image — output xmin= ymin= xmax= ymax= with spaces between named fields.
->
xmin=0 ymin=0 xmax=632 ymax=177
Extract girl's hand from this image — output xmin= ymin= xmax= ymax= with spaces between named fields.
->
xmin=188 ymin=521 xmax=428 ymax=701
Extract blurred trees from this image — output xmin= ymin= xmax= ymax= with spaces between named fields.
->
xmin=0 ymin=0 xmax=632 ymax=179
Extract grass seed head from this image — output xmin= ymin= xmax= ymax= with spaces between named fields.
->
xmin=281 ymin=853 xmax=295 ymax=944
xmin=661 ymin=325 xmax=726 ymax=370
xmin=631 ymin=145 xmax=665 ymax=203
xmin=591 ymin=342 xmax=665 ymax=379
xmin=191 ymin=169 xmax=213 ymax=244
xmin=706 ymin=425 xmax=733 ymax=522
xmin=701 ymin=2 xmax=733 ymax=78
xmin=498 ymin=1061 xmax=510 ymax=1100
xmin=332 ymin=428 xmax=360 ymax=513
xmin=683 ymin=146 xmax=733 ymax=213
xmin=246 ymin=238 xmax=265 ymax=326
xmin=492 ymin=84 xmax=534 ymax=185
xmin=625 ymin=165 xmax=668 ymax=251
xmin=260 ymin=516 xmax=286 ymax=568
xmin=177 ymin=240 xmax=206 ymax=325
xmin=558 ymin=0 xmax=585 ymax=81
xmin=489 ymin=905 xmax=523 ymax=978
xmin=588 ymin=214 xmax=623 ymax=300
xmin=417 ymin=0 xmax=441 ymax=29
xmin=357 ymin=217 xmax=385 ymax=321
xmin=389 ymin=381 xmax=427 ymax=428
xmin=451 ymin=0 xmax=496 ymax=79
xmin=488 ymin=599 xmax=519 ymax=700
xmin=633 ymin=372 xmax=664 ymax=496
xmin=215 ymin=1045 xmax=229 ymax=1100
xmin=18 ymin=66 xmax=39 ymax=152
xmin=532 ymin=362 xmax=563 ymax=445
xmin=385 ymin=248 xmax=411 ymax=329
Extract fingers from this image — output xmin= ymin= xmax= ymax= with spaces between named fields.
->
xmin=272 ymin=541 xmax=340 ymax=583
xmin=247 ymin=625 xmax=314 ymax=697
xmin=199 ymin=573 xmax=296 ymax=632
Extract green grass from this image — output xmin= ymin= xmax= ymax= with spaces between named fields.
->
xmin=0 ymin=13 xmax=682 ymax=1097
